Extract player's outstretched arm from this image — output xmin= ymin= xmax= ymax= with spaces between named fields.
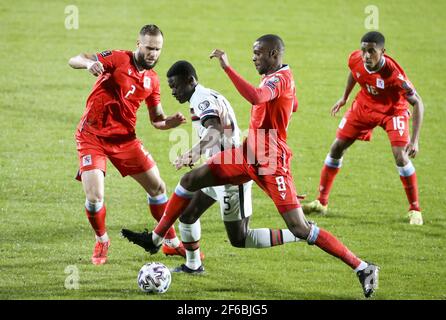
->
xmin=331 ymin=72 xmax=357 ymax=116
xmin=210 ymin=49 xmax=273 ymax=105
xmin=68 ymin=53 xmax=104 ymax=77
xmin=174 ymin=117 xmax=223 ymax=170
xmin=149 ymin=104 xmax=186 ymax=130
xmin=405 ymin=93 xmax=424 ymax=158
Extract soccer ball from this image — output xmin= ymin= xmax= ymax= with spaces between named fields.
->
xmin=137 ymin=262 xmax=171 ymax=294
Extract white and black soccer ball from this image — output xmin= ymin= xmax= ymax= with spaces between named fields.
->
xmin=137 ymin=262 xmax=171 ymax=294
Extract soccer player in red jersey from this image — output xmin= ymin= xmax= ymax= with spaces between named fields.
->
xmin=303 ymin=31 xmax=425 ymax=225
xmin=68 ymin=25 xmax=187 ymax=265
xmin=122 ymin=34 xmax=379 ymax=297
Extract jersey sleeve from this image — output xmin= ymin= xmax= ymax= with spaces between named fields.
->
xmin=145 ymin=75 xmax=161 ymax=108
xmin=224 ymin=66 xmax=274 ymax=105
xmin=193 ymin=98 xmax=220 ymax=126
xmin=261 ymin=74 xmax=286 ymax=101
xmin=392 ymin=71 xmax=416 ymax=98
xmin=95 ymin=50 xmax=120 ymax=72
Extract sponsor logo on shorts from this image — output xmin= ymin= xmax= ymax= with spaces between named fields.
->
xmin=280 ymin=192 xmax=286 ymax=200
xmin=82 ymin=155 xmax=92 ymax=167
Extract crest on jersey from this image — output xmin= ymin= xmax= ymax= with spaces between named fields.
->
xmin=198 ymin=100 xmax=210 ymax=111
xmin=356 ymin=72 xmax=361 ymax=78
xmin=397 ymin=73 xmax=406 ymax=81
xmin=143 ymin=76 xmax=151 ymax=89
xmin=376 ymin=78 xmax=385 ymax=89
xmin=99 ymin=50 xmax=112 ymax=58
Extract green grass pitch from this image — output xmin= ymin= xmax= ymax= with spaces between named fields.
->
xmin=1 ymin=0 xmax=445 ymax=300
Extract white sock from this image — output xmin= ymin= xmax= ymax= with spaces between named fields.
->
xmin=163 ymin=237 xmax=181 ymax=248
xmin=282 ymin=229 xmax=301 ymax=243
xmin=152 ymin=232 xmax=163 ymax=246
xmin=244 ymin=228 xmax=299 ymax=248
xmin=95 ymin=232 xmax=109 ymax=243
xmin=354 ymin=261 xmax=368 ymax=273
xmin=186 ymin=249 xmax=202 ymax=270
xmin=180 ymin=220 xmax=202 ymax=270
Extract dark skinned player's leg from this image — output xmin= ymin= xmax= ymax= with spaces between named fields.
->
xmin=282 ymin=207 xmax=364 ymax=269
xmin=177 ymin=190 xmax=216 ymax=270
xmin=223 ymin=219 xmax=250 ymax=248
xmin=318 ymin=138 xmax=355 ymax=206
xmin=153 ymin=164 xmax=219 ymax=239
xmin=303 ymin=138 xmax=355 ymax=215
xmin=281 ymin=206 xmax=379 ymax=297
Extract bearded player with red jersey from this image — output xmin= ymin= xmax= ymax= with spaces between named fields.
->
xmin=68 ymin=25 xmax=187 ymax=265
xmin=122 ymin=34 xmax=379 ymax=298
xmin=303 ymin=31 xmax=425 ymax=225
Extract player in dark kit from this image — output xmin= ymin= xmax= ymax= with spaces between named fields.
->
xmin=303 ymin=31 xmax=424 ymax=225
xmin=69 ymin=25 xmax=187 ymax=265
xmin=122 ymin=34 xmax=379 ymax=297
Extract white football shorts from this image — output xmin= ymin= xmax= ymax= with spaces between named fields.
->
xmin=201 ymin=181 xmax=253 ymax=222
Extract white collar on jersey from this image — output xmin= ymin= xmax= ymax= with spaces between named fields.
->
xmin=364 ymin=56 xmax=386 ymax=74
xmin=189 ymin=83 xmax=206 ymax=105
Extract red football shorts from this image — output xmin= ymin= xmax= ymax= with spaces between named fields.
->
xmin=206 ymin=146 xmax=300 ymax=214
xmin=336 ymin=99 xmax=410 ymax=147
xmin=75 ymin=130 xmax=156 ymax=181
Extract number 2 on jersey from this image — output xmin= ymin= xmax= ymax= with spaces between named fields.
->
xmin=125 ymin=85 xmax=136 ymax=99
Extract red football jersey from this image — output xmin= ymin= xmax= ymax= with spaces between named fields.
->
xmin=349 ymin=50 xmax=416 ymax=114
xmin=77 ymin=50 xmax=161 ymax=137
xmin=247 ymin=65 xmax=298 ymax=162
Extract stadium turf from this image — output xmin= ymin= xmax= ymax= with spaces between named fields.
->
xmin=0 ymin=0 xmax=445 ymax=299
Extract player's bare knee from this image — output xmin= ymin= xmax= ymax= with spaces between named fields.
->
xmin=394 ymin=152 xmax=408 ymax=167
xmin=148 ymin=180 xmax=166 ymax=197
xmin=330 ymin=143 xmax=346 ymax=159
xmin=228 ymin=235 xmax=246 ymax=248
xmin=179 ymin=213 xmax=198 ymax=225
xmin=289 ymin=223 xmax=310 ymax=240
xmin=85 ymin=189 xmax=103 ymax=203
xmin=180 ymin=171 xmax=195 ymax=190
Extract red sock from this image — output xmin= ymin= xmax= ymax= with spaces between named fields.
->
xmin=149 ymin=202 xmax=177 ymax=240
xmin=315 ymin=228 xmax=361 ymax=270
xmin=154 ymin=192 xmax=192 ymax=237
xmin=86 ymin=206 xmax=106 ymax=237
xmin=318 ymin=164 xmax=340 ymax=206
xmin=400 ymin=173 xmax=420 ymax=211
